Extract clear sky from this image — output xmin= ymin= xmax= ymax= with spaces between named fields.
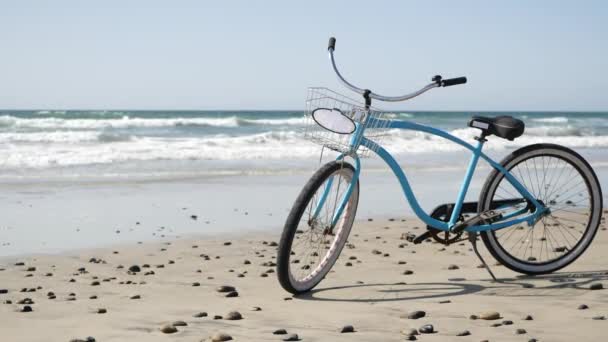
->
xmin=0 ymin=1 xmax=606 ymax=111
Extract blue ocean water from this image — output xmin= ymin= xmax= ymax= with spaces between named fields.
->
xmin=0 ymin=109 xmax=606 ymax=179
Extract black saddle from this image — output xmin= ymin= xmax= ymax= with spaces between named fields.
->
xmin=468 ymin=115 xmax=524 ymax=141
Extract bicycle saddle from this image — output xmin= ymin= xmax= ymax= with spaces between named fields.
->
xmin=468 ymin=115 xmax=525 ymax=141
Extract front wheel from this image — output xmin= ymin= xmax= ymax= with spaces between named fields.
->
xmin=479 ymin=144 xmax=603 ymax=275
xmin=277 ymin=161 xmax=359 ymax=294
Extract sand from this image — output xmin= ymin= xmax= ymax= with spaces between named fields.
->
xmin=1 ymin=216 xmax=607 ymax=342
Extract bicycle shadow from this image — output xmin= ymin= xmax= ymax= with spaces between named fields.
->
xmin=294 ymin=270 xmax=608 ymax=303
xmin=496 ymin=269 xmax=608 ymax=291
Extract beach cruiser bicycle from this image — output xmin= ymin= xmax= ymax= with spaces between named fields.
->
xmin=277 ymin=37 xmax=603 ymax=294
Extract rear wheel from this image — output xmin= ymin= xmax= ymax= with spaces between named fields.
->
xmin=277 ymin=161 xmax=359 ymax=294
xmin=480 ymin=144 xmax=602 ymax=274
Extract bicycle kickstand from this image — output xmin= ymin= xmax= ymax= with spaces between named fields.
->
xmin=468 ymin=232 xmax=497 ymax=282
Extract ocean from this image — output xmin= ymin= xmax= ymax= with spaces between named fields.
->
xmin=1 ymin=109 xmax=607 ymax=256
xmin=0 ymin=109 xmax=607 ymax=181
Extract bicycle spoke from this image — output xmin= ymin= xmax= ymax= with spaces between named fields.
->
xmin=490 ymin=153 xmax=593 ymax=265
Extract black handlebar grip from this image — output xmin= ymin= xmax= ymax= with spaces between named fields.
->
xmin=441 ymin=77 xmax=467 ymax=87
xmin=328 ymin=37 xmax=336 ymax=51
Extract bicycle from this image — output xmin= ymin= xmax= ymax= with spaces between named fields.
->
xmin=277 ymin=37 xmax=603 ymax=294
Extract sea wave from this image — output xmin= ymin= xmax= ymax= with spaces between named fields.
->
xmin=531 ymin=117 xmax=569 ymax=123
xmin=1 ymin=127 xmax=608 ymax=169
xmin=0 ymin=115 xmax=308 ymax=130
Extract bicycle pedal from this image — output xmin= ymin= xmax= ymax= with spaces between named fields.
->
xmin=450 ymin=210 xmax=503 ymax=234
xmin=412 ymin=230 xmax=434 ymax=244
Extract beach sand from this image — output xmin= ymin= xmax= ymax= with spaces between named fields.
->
xmin=1 ymin=215 xmax=607 ymax=342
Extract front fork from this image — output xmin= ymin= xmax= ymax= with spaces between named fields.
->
xmin=310 ymin=154 xmax=361 ymax=229
xmin=310 ymin=124 xmax=363 ymax=229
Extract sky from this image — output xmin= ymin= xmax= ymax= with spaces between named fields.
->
xmin=0 ymin=1 xmax=606 ymax=111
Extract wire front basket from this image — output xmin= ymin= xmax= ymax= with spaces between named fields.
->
xmin=303 ymin=87 xmax=392 ymax=157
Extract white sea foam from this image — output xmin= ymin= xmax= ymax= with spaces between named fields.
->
xmin=1 ymin=127 xmax=608 ymax=170
xmin=531 ymin=117 xmax=569 ymax=123
xmin=0 ymin=115 xmax=307 ymax=130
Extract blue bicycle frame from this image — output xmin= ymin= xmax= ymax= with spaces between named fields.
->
xmin=319 ymin=117 xmax=548 ymax=233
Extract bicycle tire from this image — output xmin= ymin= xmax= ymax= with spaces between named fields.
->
xmin=277 ymin=161 xmax=359 ymax=294
xmin=479 ymin=143 xmax=602 ymax=274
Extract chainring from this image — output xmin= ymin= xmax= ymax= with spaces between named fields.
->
xmin=427 ymin=205 xmax=464 ymax=245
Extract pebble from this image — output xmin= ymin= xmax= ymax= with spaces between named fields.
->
xmin=193 ymin=312 xmax=208 ymax=318
xmin=523 ymin=315 xmax=533 ymax=320
xmin=21 ymin=305 xmax=33 ymax=312
xmin=418 ymin=324 xmax=434 ymax=334
xmin=159 ymin=324 xmax=178 ymax=334
xmin=578 ymin=304 xmax=589 ymax=310
xmin=340 ymin=325 xmax=355 ymax=333
xmin=210 ymin=332 xmax=233 ymax=341
xmin=479 ymin=311 xmax=500 ymax=320
xmin=401 ymin=328 xmax=419 ymax=336
xmin=251 ymin=306 xmax=262 ymax=311
xmin=0 ymin=289 xmax=8 ymax=294
xmin=448 ymin=264 xmax=460 ymax=270
xmin=172 ymin=320 xmax=187 ymax=326
xmin=590 ymin=283 xmax=603 ymax=290
xmin=502 ymin=320 xmax=513 ymax=325
xmin=405 ymin=310 xmax=426 ymax=319
xmin=273 ymin=329 xmax=288 ymax=335
xmin=592 ymin=315 xmax=606 ymax=320
xmin=516 ymin=328 xmax=527 ymax=334
xmin=70 ymin=337 xmax=96 ymax=342
xmin=225 ymin=311 xmax=242 ymax=320
xmin=130 ymin=295 xmax=141 ymax=300
xmin=225 ymin=291 xmax=238 ymax=297
xmin=283 ymin=334 xmax=299 ymax=341
xmin=403 ymin=270 xmax=414 ymax=275
xmin=216 ymin=285 xmax=236 ymax=293
xmin=97 ymin=308 xmax=107 ymax=314
xmin=128 ymin=265 xmax=141 ymax=273
xmin=456 ymin=330 xmax=471 ymax=336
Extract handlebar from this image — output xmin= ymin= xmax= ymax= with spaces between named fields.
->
xmin=327 ymin=37 xmax=467 ymax=102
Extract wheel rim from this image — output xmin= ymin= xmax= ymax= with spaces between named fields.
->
xmin=485 ymin=149 xmax=601 ymax=271
xmin=287 ymin=167 xmax=357 ymax=291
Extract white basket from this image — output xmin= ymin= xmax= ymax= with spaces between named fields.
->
xmin=303 ymin=87 xmax=392 ymax=157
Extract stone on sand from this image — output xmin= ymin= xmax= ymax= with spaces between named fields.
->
xmin=225 ymin=311 xmax=242 ymax=320
xmin=589 ymin=283 xmax=603 ymax=290
xmin=283 ymin=334 xmax=299 ymax=341
xmin=340 ymin=325 xmax=355 ymax=333
xmin=479 ymin=311 xmax=501 ymax=320
xmin=456 ymin=330 xmax=471 ymax=336
xmin=209 ymin=332 xmax=233 ymax=341
xmin=128 ymin=265 xmax=141 ymax=273
xmin=160 ymin=324 xmax=178 ymax=334
xmin=418 ymin=324 xmax=434 ymax=334
xmin=216 ymin=285 xmax=235 ymax=293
